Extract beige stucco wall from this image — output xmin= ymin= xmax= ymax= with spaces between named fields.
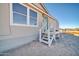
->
xmin=0 ymin=3 xmax=10 ymax=35
xmin=0 ymin=3 xmax=59 ymax=52
xmin=48 ymin=17 xmax=59 ymax=31
xmin=0 ymin=3 xmax=43 ymax=52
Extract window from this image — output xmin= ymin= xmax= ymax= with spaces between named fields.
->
xmin=29 ymin=9 xmax=37 ymax=25
xmin=13 ymin=3 xmax=27 ymax=24
xmin=11 ymin=3 xmax=38 ymax=27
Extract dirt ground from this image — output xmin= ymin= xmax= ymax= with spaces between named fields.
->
xmin=1 ymin=33 xmax=79 ymax=56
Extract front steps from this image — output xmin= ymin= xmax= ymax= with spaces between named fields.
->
xmin=39 ymin=29 xmax=60 ymax=47
xmin=39 ymin=30 xmax=56 ymax=47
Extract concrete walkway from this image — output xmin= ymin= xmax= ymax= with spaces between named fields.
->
xmin=1 ymin=34 xmax=79 ymax=56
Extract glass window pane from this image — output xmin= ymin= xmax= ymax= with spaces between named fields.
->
xmin=30 ymin=9 xmax=37 ymax=18
xmin=13 ymin=13 xmax=26 ymax=24
xmin=13 ymin=3 xmax=27 ymax=15
xmin=30 ymin=9 xmax=37 ymax=25
xmin=30 ymin=17 xmax=37 ymax=25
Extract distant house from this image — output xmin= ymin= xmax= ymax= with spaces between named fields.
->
xmin=0 ymin=3 xmax=59 ymax=52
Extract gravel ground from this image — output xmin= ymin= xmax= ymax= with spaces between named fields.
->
xmin=1 ymin=33 xmax=79 ymax=56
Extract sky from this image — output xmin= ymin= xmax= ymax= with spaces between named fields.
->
xmin=45 ymin=3 xmax=79 ymax=28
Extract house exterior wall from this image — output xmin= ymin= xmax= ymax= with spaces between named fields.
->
xmin=0 ymin=3 xmax=10 ymax=36
xmin=0 ymin=3 xmax=43 ymax=52
xmin=0 ymin=3 xmax=59 ymax=52
xmin=49 ymin=17 xmax=59 ymax=31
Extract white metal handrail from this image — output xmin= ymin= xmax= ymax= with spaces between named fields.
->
xmin=39 ymin=22 xmax=60 ymax=47
xmin=39 ymin=23 xmax=48 ymax=42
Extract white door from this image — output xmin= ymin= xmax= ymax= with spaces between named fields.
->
xmin=42 ymin=15 xmax=48 ymax=32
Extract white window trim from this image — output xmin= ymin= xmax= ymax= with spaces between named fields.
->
xmin=27 ymin=7 xmax=30 ymax=25
xmin=10 ymin=3 xmax=38 ymax=27
xmin=10 ymin=3 xmax=13 ymax=25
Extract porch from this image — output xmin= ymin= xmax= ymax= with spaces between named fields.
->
xmin=1 ymin=33 xmax=79 ymax=56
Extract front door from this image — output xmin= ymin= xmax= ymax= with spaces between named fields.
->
xmin=43 ymin=15 xmax=48 ymax=32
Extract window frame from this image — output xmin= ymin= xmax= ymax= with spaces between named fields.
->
xmin=10 ymin=3 xmax=38 ymax=27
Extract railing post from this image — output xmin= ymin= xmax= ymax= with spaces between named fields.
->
xmin=52 ymin=28 xmax=55 ymax=41
xmin=48 ymin=28 xmax=51 ymax=47
xmin=39 ymin=29 xmax=42 ymax=42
